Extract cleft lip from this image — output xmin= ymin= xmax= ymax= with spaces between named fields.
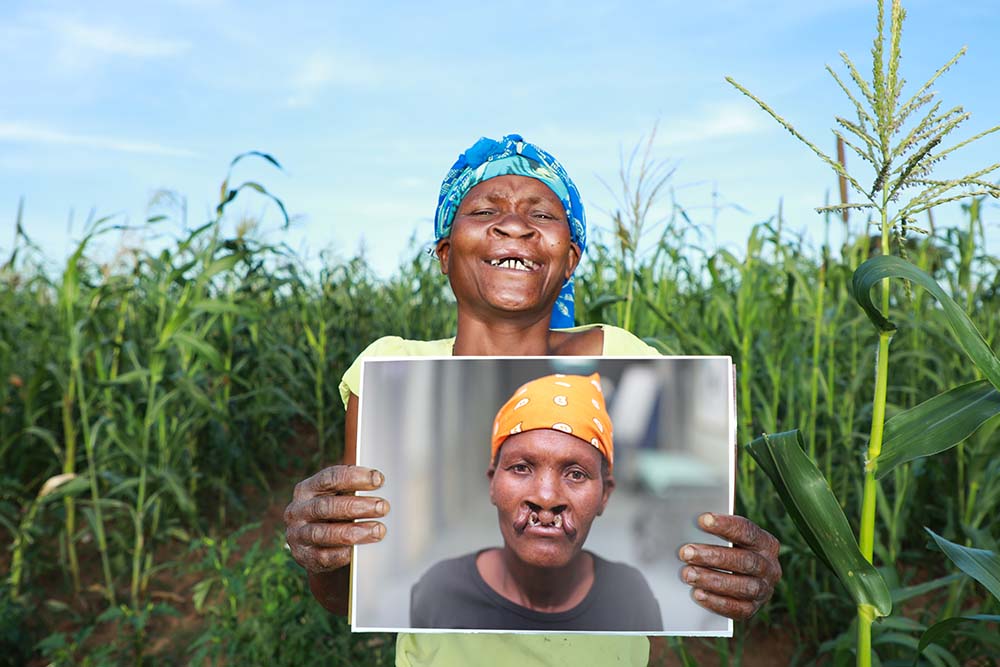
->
xmin=514 ymin=506 xmax=533 ymax=533
xmin=514 ymin=506 xmax=577 ymax=539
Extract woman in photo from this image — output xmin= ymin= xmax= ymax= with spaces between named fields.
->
xmin=410 ymin=373 xmax=663 ymax=632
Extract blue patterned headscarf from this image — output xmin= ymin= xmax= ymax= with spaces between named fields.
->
xmin=434 ymin=134 xmax=586 ymax=329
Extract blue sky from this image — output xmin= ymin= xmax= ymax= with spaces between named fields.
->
xmin=3 ymin=1 xmax=999 ymax=276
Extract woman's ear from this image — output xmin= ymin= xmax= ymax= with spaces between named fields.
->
xmin=487 ymin=466 xmax=497 ymax=506
xmin=564 ymin=242 xmax=582 ymax=280
xmin=435 ymin=238 xmax=451 ymax=276
xmin=596 ymin=475 xmax=615 ymax=516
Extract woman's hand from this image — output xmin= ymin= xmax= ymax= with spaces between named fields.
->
xmin=678 ymin=513 xmax=781 ymax=620
xmin=283 ymin=465 xmax=389 ymax=574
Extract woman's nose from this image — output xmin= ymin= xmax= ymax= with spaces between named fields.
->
xmin=529 ymin=470 xmax=565 ymax=511
xmin=490 ymin=211 xmax=537 ymax=239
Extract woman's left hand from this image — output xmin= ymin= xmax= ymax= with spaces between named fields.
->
xmin=678 ymin=513 xmax=781 ymax=620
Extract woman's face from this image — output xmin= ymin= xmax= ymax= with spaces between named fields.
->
xmin=436 ymin=175 xmax=580 ymax=319
xmin=488 ymin=429 xmax=614 ymax=569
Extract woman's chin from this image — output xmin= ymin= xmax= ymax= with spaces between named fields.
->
xmin=507 ymin=543 xmax=579 ymax=570
xmin=482 ymin=293 xmax=552 ymax=316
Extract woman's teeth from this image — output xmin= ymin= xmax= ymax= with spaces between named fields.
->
xmin=490 ymin=257 xmax=536 ymax=271
xmin=527 ymin=512 xmax=562 ymax=528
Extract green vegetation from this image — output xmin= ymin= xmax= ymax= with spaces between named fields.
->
xmin=730 ymin=0 xmax=1000 ymax=664
xmin=1 ymin=4 xmax=998 ymax=663
xmin=2 ymin=155 xmax=997 ymax=664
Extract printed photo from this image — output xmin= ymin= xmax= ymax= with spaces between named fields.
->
xmin=351 ymin=356 xmax=735 ymax=635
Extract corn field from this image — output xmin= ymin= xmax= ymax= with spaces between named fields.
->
xmin=1 ymin=162 xmax=997 ymax=664
xmin=3 ymin=3 xmax=1000 ymax=661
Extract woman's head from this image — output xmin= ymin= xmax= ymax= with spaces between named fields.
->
xmin=487 ymin=373 xmax=615 ymax=568
xmin=433 ymin=135 xmax=586 ymax=328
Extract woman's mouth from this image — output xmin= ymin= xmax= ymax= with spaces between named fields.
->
xmin=528 ymin=512 xmax=562 ymax=529
xmin=513 ymin=507 xmax=576 ymax=539
xmin=487 ymin=257 xmax=539 ymax=272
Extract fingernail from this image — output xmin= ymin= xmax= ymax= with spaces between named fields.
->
xmin=681 ymin=546 xmax=695 ymax=561
xmin=684 ymin=568 xmax=699 ymax=583
xmin=372 ymin=523 xmax=385 ymax=539
xmin=375 ymin=500 xmax=387 ymax=515
xmin=371 ymin=470 xmax=384 ymax=487
xmin=694 ymin=589 xmax=708 ymax=601
xmin=701 ymin=513 xmax=716 ymax=528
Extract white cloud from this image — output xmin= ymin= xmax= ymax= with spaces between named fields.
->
xmin=0 ymin=122 xmax=198 ymax=157
xmin=47 ymin=16 xmax=190 ymax=59
xmin=657 ymin=104 xmax=772 ymax=147
xmin=285 ymin=50 xmax=382 ymax=108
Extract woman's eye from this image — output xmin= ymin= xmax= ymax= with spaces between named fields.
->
xmin=567 ymin=470 xmax=589 ymax=481
xmin=471 ymin=209 xmax=495 ymax=217
xmin=510 ymin=463 xmax=530 ymax=473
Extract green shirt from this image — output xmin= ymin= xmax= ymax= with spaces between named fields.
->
xmin=339 ymin=324 xmax=659 ymax=667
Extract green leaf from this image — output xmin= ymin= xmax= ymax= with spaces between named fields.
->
xmin=874 ymin=380 xmax=1000 ymax=477
xmin=890 ymin=573 xmax=961 ymax=604
xmin=171 ymin=332 xmax=223 ymax=370
xmin=39 ymin=475 xmax=90 ymax=502
xmin=914 ymin=615 xmax=1000 ymax=664
xmin=191 ymin=299 xmax=256 ymax=318
xmin=586 ymin=294 xmax=627 ymax=312
xmin=199 ymin=254 xmax=241 ymax=283
xmin=228 ymin=150 xmax=284 ymax=172
xmin=156 ymin=306 xmax=192 ymax=349
xmin=851 ymin=255 xmax=1000 ymax=390
xmin=746 ymin=430 xmax=892 ymax=617
xmin=103 ymin=369 xmax=151 ymax=386
xmin=925 ymin=528 xmax=1000 ymax=601
xmin=192 ymin=578 xmax=215 ymax=613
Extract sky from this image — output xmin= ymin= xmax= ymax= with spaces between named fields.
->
xmin=2 ymin=0 xmax=999 ymax=277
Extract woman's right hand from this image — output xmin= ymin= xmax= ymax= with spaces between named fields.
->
xmin=283 ymin=465 xmax=389 ymax=574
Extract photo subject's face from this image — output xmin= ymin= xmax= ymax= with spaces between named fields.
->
xmin=436 ymin=175 xmax=580 ymax=316
xmin=489 ymin=430 xmax=611 ymax=569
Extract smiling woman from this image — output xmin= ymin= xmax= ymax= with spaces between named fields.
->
xmin=283 ymin=133 xmax=781 ymax=667
xmin=409 ymin=373 xmax=663 ymax=632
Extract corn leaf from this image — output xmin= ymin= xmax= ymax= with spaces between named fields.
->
xmin=851 ymin=255 xmax=1000 ymax=390
xmin=874 ymin=380 xmax=1000 ymax=478
xmin=914 ymin=615 xmax=1000 ymax=664
xmin=925 ymin=528 xmax=1000 ymax=601
xmin=171 ymin=331 xmax=224 ymax=371
xmin=191 ymin=299 xmax=257 ymax=318
xmin=746 ymin=430 xmax=892 ymax=616
xmin=890 ymin=573 xmax=961 ymax=604
xmin=199 ymin=254 xmax=241 ymax=283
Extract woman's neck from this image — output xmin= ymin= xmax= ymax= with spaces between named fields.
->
xmin=452 ymin=312 xmax=560 ymax=356
xmin=477 ymin=548 xmax=595 ymax=613
xmin=451 ymin=311 xmax=602 ymax=357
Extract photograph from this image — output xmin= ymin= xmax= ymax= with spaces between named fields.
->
xmin=351 ymin=356 xmax=735 ymax=635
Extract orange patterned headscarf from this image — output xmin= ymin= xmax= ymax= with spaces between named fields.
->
xmin=491 ymin=373 xmax=614 ymax=471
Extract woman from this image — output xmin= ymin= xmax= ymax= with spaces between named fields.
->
xmin=284 ymin=134 xmax=781 ymax=666
xmin=410 ymin=372 xmax=662 ymax=632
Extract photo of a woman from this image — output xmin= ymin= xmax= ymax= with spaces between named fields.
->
xmin=349 ymin=356 xmax=735 ymax=635
xmin=410 ymin=373 xmax=662 ymax=632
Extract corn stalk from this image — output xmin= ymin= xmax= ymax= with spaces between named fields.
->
xmin=731 ymin=1 xmax=1000 ymax=664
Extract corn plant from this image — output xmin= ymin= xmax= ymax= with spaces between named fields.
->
xmin=729 ymin=1 xmax=1000 ymax=664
